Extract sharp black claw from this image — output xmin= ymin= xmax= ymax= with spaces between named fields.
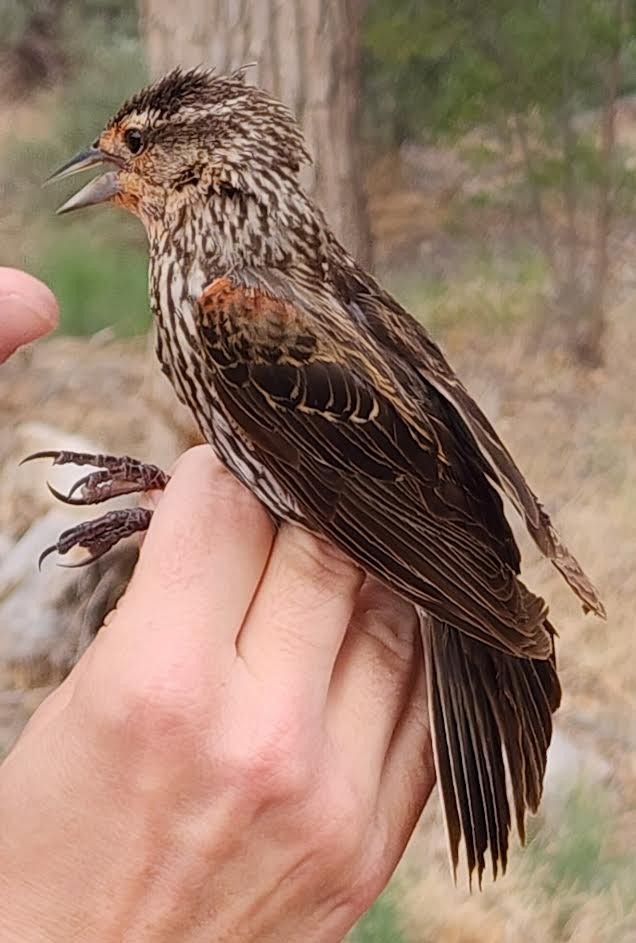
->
xmin=20 ymin=450 xmax=62 ymax=467
xmin=68 ymin=473 xmax=93 ymax=500
xmin=38 ymin=544 xmax=58 ymax=570
xmin=46 ymin=482 xmax=87 ymax=507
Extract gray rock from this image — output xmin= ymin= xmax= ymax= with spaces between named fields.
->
xmin=0 ymin=509 xmax=85 ymax=664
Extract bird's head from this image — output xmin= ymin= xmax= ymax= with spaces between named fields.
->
xmin=49 ymin=66 xmax=312 ymax=234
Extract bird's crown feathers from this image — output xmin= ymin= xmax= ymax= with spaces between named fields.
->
xmin=107 ymin=65 xmax=311 ymax=177
xmin=109 ymin=65 xmax=246 ymax=125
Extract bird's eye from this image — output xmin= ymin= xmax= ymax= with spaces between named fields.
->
xmin=124 ymin=128 xmax=144 ymax=154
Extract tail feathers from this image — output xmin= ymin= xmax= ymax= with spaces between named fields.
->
xmin=423 ymin=617 xmax=561 ymax=887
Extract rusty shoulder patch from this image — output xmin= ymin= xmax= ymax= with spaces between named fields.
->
xmin=199 ymin=278 xmax=299 ymax=325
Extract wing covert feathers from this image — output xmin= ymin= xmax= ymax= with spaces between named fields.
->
xmin=339 ymin=265 xmax=606 ymax=620
xmin=423 ymin=615 xmax=561 ymax=886
xmin=199 ymin=279 xmax=558 ymax=661
xmin=424 ymin=372 xmax=606 ymax=619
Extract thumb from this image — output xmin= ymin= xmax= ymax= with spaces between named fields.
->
xmin=0 ymin=269 xmax=58 ymax=362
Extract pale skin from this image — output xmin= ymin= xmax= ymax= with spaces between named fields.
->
xmin=0 ymin=267 xmax=434 ymax=942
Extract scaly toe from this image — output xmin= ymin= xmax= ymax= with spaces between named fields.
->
xmin=38 ymin=508 xmax=153 ymax=568
xmin=25 ymin=450 xmax=170 ymax=508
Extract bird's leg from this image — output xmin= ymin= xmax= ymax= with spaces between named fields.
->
xmin=38 ymin=508 xmax=152 ymax=569
xmin=21 ymin=450 xmax=170 ymax=506
xmin=21 ymin=451 xmax=170 ymax=567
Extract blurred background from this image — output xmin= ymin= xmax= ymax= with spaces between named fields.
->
xmin=0 ymin=1 xmax=635 ymax=940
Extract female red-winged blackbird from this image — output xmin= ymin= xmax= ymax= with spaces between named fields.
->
xmin=38 ymin=67 xmax=604 ymax=884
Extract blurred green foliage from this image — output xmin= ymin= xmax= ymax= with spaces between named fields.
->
xmin=362 ymin=1 xmax=636 ymax=362
xmin=0 ymin=0 xmax=148 ymax=336
xmin=361 ymin=0 xmax=636 ymax=206
xmin=349 ymin=891 xmax=408 ymax=943
xmin=363 ymin=0 xmax=636 ymax=143
xmin=35 ymin=232 xmax=149 ymax=336
xmin=364 ymin=1 xmax=636 ymax=204
xmin=387 ymin=244 xmax=547 ymax=335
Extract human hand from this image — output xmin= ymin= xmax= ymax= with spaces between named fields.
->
xmin=0 ymin=447 xmax=433 ymax=943
xmin=0 ymin=267 xmax=58 ymax=362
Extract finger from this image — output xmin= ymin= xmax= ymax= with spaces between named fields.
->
xmin=237 ymin=525 xmax=364 ymax=708
xmin=327 ymin=578 xmax=421 ymax=785
xmin=9 ymin=672 xmax=76 ymax=746
xmin=0 ymin=268 xmax=58 ymax=362
xmin=378 ymin=623 xmax=435 ymax=863
xmin=116 ymin=446 xmax=275 ymax=656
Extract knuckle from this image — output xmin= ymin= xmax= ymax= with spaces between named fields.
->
xmin=340 ymin=872 xmax=385 ymax=923
xmin=357 ymin=609 xmax=417 ymax=671
xmin=304 ymin=779 xmax=366 ymax=869
xmin=318 ymin=823 xmax=361 ymax=872
xmin=169 ymin=444 xmax=218 ymax=477
xmin=204 ymin=457 xmax=267 ymax=530
xmin=91 ymin=665 xmax=208 ymax=757
xmin=153 ymin=458 xmax=269 ymax=593
xmin=289 ymin=528 xmax=359 ymax=585
xmin=218 ymin=703 xmax=315 ymax=806
xmin=277 ymin=528 xmax=363 ymax=617
xmin=168 ymin=446 xmax=271 ymax=542
xmin=223 ymin=739 xmax=313 ymax=807
xmin=355 ymin=582 xmax=420 ymax=667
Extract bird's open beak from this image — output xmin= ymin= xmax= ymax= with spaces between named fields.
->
xmin=46 ymin=146 xmax=122 ymax=215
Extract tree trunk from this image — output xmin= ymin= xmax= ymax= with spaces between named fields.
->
xmin=577 ymin=0 xmax=626 ymax=368
xmin=139 ymin=0 xmax=372 ymax=267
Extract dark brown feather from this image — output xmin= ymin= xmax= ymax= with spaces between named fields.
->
xmin=423 ymin=617 xmax=560 ymax=884
xmin=334 ymin=262 xmax=606 ymax=619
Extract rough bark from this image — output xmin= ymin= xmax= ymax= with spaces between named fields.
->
xmin=139 ymin=0 xmax=372 ymax=266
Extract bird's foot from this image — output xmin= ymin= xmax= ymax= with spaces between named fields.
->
xmin=22 ymin=451 xmax=170 ymax=566
xmin=21 ymin=450 xmax=170 ymax=506
xmin=38 ymin=508 xmax=153 ymax=569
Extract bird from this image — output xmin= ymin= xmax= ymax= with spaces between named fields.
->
xmin=38 ymin=65 xmax=605 ymax=885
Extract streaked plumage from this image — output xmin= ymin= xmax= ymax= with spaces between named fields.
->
xmin=50 ymin=67 xmax=605 ymax=884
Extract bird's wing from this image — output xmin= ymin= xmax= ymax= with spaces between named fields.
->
xmin=333 ymin=262 xmax=606 ymax=619
xmin=198 ymin=277 xmax=551 ymax=659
